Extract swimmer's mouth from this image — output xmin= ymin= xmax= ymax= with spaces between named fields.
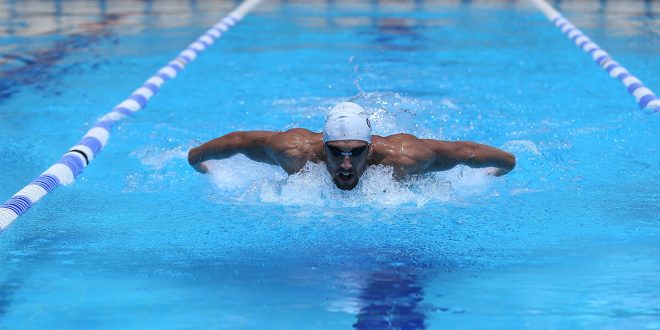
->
xmin=337 ymin=171 xmax=355 ymax=182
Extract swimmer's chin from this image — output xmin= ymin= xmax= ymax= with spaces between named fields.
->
xmin=333 ymin=177 xmax=360 ymax=191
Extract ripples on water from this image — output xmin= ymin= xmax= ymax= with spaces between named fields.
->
xmin=131 ymin=91 xmax=539 ymax=208
xmin=2 ymin=1 xmax=658 ymax=328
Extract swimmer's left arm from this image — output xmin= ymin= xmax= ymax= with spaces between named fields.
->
xmin=425 ymin=140 xmax=516 ymax=176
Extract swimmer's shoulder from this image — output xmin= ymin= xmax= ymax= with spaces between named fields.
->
xmin=270 ymin=128 xmax=322 ymax=144
xmin=280 ymin=128 xmax=320 ymax=138
xmin=371 ymin=133 xmax=426 ymax=149
xmin=267 ymin=128 xmax=323 ymax=153
xmin=370 ymin=134 xmax=434 ymax=167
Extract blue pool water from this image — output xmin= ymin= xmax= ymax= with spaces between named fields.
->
xmin=1 ymin=0 xmax=659 ymax=328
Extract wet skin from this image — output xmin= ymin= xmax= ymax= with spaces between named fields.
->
xmin=188 ymin=128 xmax=516 ymax=190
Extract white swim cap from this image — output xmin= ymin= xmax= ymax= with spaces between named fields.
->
xmin=323 ymin=102 xmax=372 ymax=143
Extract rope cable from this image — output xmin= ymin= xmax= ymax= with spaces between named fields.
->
xmin=0 ymin=0 xmax=264 ymax=232
xmin=529 ymin=0 xmax=659 ymax=111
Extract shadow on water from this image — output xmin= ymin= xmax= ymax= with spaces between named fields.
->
xmin=0 ymin=12 xmax=121 ymax=101
xmin=354 ymin=266 xmax=427 ymax=330
xmin=367 ymin=1 xmax=425 ymax=52
xmin=0 ymin=279 xmax=20 ymax=318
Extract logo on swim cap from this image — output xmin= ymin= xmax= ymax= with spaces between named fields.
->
xmin=323 ymin=102 xmax=372 ymax=143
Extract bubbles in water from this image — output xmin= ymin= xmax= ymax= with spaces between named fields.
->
xmin=502 ymin=140 xmax=540 ymax=156
xmin=207 ymin=158 xmax=498 ymax=207
xmin=125 ymin=146 xmax=190 ymax=193
xmin=128 ymin=93 xmax=506 ymax=204
xmin=206 ymin=155 xmax=286 ymax=191
xmin=353 ymin=91 xmax=438 ymax=139
xmin=271 ymin=90 xmax=452 ymax=140
xmin=132 ymin=145 xmax=188 ymax=170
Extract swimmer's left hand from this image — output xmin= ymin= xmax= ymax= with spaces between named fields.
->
xmin=193 ymin=163 xmax=209 ymax=174
xmin=486 ymin=167 xmax=511 ymax=177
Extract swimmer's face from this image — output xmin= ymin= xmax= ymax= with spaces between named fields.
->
xmin=324 ymin=140 xmax=370 ymax=191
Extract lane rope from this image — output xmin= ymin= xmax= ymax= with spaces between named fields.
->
xmin=529 ymin=0 xmax=660 ymax=111
xmin=0 ymin=0 xmax=263 ymax=232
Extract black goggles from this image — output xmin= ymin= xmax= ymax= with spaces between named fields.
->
xmin=326 ymin=144 xmax=368 ymax=157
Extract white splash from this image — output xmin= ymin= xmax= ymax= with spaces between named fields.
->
xmin=132 ymin=146 xmax=188 ymax=170
xmin=501 ymin=140 xmax=541 ymax=155
xmin=207 ymin=157 xmax=497 ymax=207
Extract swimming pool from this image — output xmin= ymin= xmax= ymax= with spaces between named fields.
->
xmin=1 ymin=0 xmax=659 ymax=328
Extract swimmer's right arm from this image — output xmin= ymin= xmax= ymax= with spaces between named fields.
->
xmin=188 ymin=131 xmax=278 ymax=173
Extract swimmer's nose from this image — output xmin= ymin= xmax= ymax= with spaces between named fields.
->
xmin=340 ymin=156 xmax=352 ymax=170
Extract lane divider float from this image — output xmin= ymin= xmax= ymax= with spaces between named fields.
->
xmin=0 ymin=0 xmax=263 ymax=232
xmin=529 ymin=0 xmax=659 ymax=111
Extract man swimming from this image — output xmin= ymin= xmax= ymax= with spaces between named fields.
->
xmin=188 ymin=102 xmax=515 ymax=190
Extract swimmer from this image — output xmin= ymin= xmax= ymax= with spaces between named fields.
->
xmin=188 ymin=102 xmax=516 ymax=190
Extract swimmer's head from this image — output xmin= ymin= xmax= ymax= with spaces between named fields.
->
xmin=323 ymin=102 xmax=372 ymax=144
xmin=323 ymin=102 xmax=372 ymax=190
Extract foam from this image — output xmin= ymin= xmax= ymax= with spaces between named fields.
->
xmin=207 ymin=155 xmax=287 ymax=191
xmin=133 ymin=146 xmax=189 ymax=170
xmin=501 ymin=140 xmax=541 ymax=155
xmin=198 ymin=91 xmax=505 ymax=206
xmin=208 ymin=159 xmax=498 ymax=207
